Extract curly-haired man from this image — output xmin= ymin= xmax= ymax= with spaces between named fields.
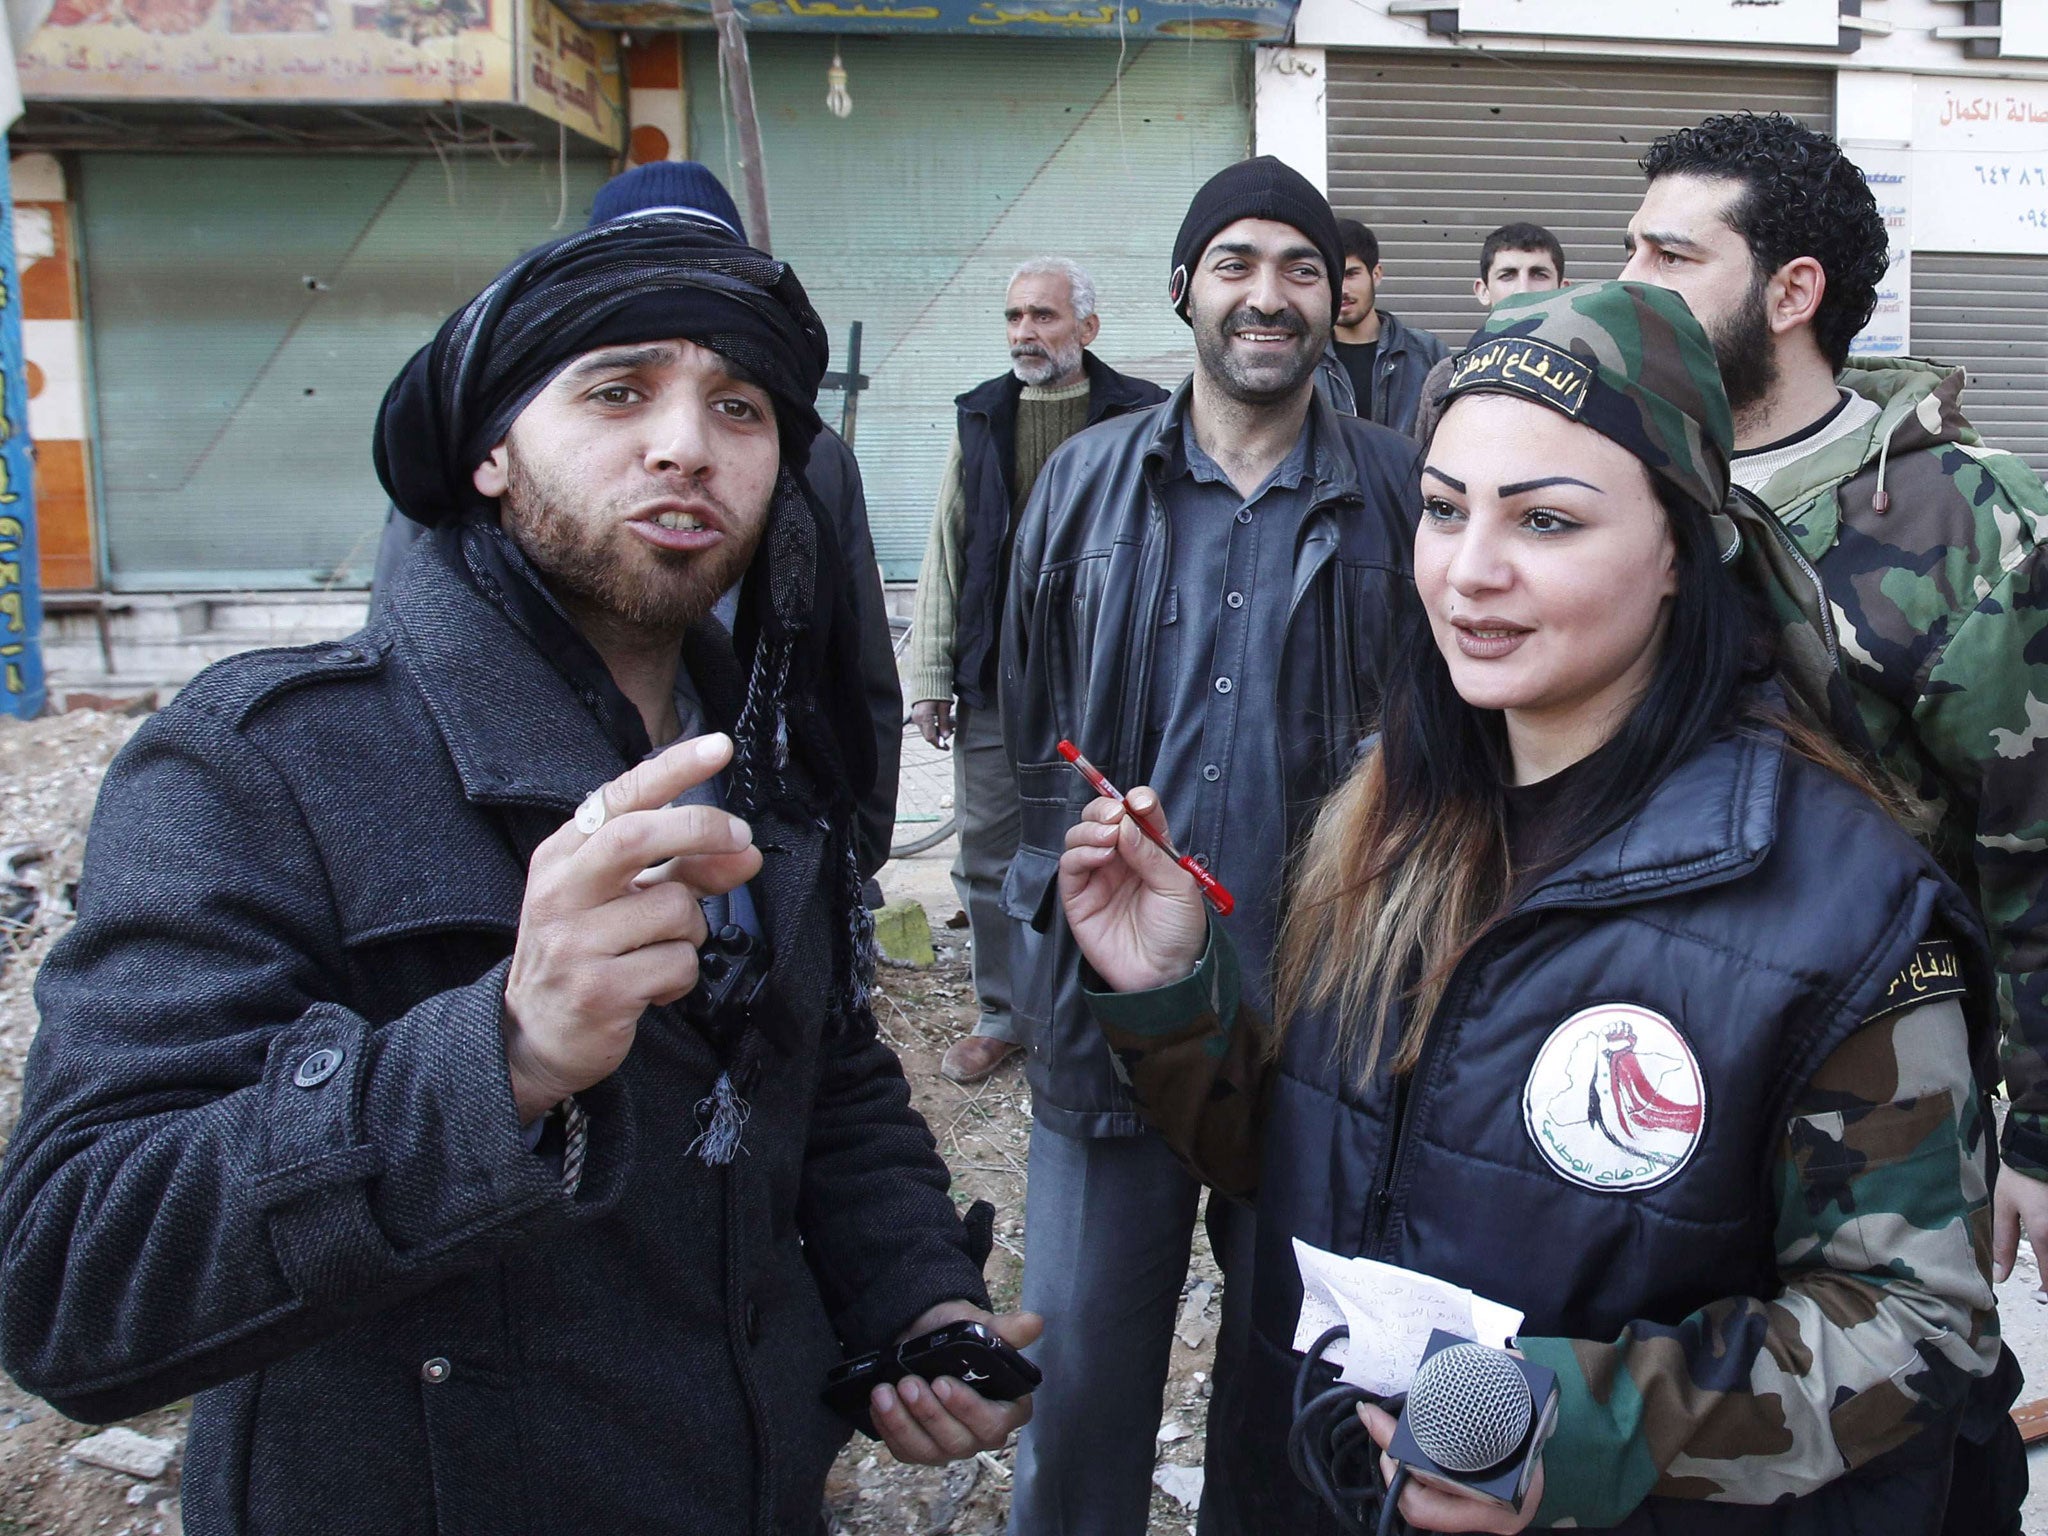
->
xmin=1624 ymin=111 xmax=2044 ymax=1534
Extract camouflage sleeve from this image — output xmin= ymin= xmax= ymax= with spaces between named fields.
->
xmin=1826 ymin=444 xmax=2048 ymax=1169
xmin=1081 ymin=925 xmax=1269 ymax=1202
xmin=1521 ymin=991 xmax=1998 ymax=1527
xmin=1903 ymin=513 xmax=2048 ymax=1171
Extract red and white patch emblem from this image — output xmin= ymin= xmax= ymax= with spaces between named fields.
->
xmin=1522 ymin=1004 xmax=1706 ymax=1192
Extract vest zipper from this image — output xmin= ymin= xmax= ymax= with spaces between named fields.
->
xmin=1363 ymin=925 xmax=1516 ymax=1257
xmin=1366 ymin=1068 xmax=1406 ymax=1251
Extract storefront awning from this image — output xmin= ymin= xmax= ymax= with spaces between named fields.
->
xmin=555 ymin=0 xmax=1296 ymax=42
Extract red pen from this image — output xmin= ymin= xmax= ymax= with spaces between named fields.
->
xmin=1056 ymin=739 xmax=1235 ymax=917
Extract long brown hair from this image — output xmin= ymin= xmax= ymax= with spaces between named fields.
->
xmin=1273 ymin=486 xmax=1895 ymax=1083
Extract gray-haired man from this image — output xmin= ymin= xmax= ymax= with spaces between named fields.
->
xmin=908 ymin=258 xmax=1165 ymax=1084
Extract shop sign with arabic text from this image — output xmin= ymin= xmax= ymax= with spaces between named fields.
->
xmin=1910 ymin=77 xmax=2048 ymax=256
xmin=21 ymin=0 xmax=622 ymax=148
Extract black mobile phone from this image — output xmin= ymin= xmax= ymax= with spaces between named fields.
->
xmin=821 ymin=1321 xmax=1043 ymax=1436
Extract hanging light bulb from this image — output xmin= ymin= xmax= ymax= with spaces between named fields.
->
xmin=826 ymin=45 xmax=852 ymax=118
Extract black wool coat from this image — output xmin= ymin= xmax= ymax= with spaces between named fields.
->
xmin=0 ymin=536 xmax=989 ymax=1535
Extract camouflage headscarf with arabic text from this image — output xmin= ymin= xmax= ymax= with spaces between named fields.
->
xmin=1445 ymin=279 xmax=1732 ymax=518
xmin=1438 ymin=279 xmax=1868 ymax=751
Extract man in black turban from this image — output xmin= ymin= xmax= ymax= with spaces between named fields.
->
xmin=368 ymin=162 xmax=902 ymax=881
xmin=0 ymin=215 xmax=1037 ymax=1535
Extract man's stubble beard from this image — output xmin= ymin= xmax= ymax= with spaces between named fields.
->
xmin=1192 ymin=300 xmax=1326 ymax=406
xmin=1707 ymin=268 xmax=1779 ymax=418
xmin=501 ymin=447 xmax=766 ymax=642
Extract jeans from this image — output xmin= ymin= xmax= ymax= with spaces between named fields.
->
xmin=1009 ymin=1121 xmax=1205 ymax=1536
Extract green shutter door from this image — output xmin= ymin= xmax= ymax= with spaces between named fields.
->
xmin=78 ymin=154 xmax=610 ymax=590
xmin=690 ymin=36 xmax=1249 ymax=579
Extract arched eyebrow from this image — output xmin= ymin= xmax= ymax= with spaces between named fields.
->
xmin=1422 ymin=469 xmax=1605 ymax=496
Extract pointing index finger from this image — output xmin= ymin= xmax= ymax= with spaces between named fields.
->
xmin=580 ymin=733 xmax=734 ymax=838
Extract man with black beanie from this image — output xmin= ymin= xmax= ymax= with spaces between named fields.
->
xmin=1000 ymin=155 xmax=1422 ymax=1534
xmin=0 ymin=213 xmax=1036 ymax=1534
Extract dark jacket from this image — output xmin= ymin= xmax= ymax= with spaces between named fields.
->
xmin=949 ymin=351 xmax=1167 ymax=709
xmin=1312 ymin=348 xmax=1358 ymax=416
xmin=998 ymin=383 xmax=1422 ymax=1137
xmin=367 ymin=425 xmax=903 ymax=879
xmin=796 ymin=428 xmax=903 ymax=876
xmin=0 ymin=536 xmax=987 ymax=1535
xmin=1411 ymin=351 xmax=1457 ymax=445
xmin=1360 ymin=308 xmax=1449 ymax=437
xmin=1104 ymin=727 xmax=2002 ymax=1534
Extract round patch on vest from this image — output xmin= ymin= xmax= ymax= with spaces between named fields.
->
xmin=1522 ymin=1004 xmax=1706 ymax=1192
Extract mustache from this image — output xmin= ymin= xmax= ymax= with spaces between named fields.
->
xmin=1222 ymin=305 xmax=1309 ymax=337
xmin=1011 ymin=343 xmax=1051 ymax=359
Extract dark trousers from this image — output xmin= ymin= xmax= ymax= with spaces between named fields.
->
xmin=952 ymin=703 xmax=1023 ymax=1044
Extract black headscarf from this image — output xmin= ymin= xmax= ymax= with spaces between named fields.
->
xmin=372 ymin=215 xmax=876 ymax=1053
xmin=374 ymin=214 xmax=829 ymax=524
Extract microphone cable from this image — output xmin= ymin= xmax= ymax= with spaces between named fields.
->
xmin=1286 ymin=1325 xmax=1411 ymax=1536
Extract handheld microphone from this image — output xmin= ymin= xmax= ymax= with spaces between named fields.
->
xmin=1385 ymin=1329 xmax=1559 ymax=1514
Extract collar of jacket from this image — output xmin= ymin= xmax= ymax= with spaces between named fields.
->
xmin=387 ymin=530 xmax=739 ymax=812
xmin=1372 ymin=309 xmax=1427 ymax=360
xmin=1515 ymin=715 xmax=1786 ymax=916
xmin=1139 ymin=376 xmax=1364 ymax=513
xmin=1748 ymin=357 xmax=1975 ymax=512
xmin=954 ymin=349 xmax=1159 ymax=424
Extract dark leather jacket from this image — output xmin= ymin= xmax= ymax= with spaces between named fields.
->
xmin=998 ymin=382 xmax=1422 ymax=1136
xmin=1359 ymin=308 xmax=1449 ymax=437
xmin=950 ymin=352 xmax=1167 ymax=709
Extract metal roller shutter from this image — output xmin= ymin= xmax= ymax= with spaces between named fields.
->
xmin=79 ymin=154 xmax=611 ymax=591
xmin=1325 ymin=54 xmax=1833 ymax=354
xmin=1912 ymin=253 xmax=2048 ymax=476
xmin=689 ymin=36 xmax=1250 ymax=580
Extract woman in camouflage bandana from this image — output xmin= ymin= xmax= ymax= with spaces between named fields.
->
xmin=1056 ymin=283 xmax=2005 ymax=1534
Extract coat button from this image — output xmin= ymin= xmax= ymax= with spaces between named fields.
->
xmin=421 ymin=1357 xmax=451 ymax=1384
xmin=744 ymin=1301 xmax=762 ymax=1345
xmin=1226 ymin=591 xmax=1245 ymax=609
xmin=324 ymin=647 xmax=363 ymax=665
xmin=1213 ymin=677 xmax=1233 ymax=695
xmin=293 ymin=1048 xmax=344 ymax=1088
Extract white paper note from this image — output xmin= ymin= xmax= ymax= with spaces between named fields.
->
xmin=1289 ymin=1238 xmax=1526 ymax=1396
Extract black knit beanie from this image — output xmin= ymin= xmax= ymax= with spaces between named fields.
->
xmin=1168 ymin=156 xmax=1344 ymax=326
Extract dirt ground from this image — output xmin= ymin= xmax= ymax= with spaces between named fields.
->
xmin=0 ymin=708 xmax=1220 ymax=1536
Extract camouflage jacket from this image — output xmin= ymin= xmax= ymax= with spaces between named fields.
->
xmin=1089 ymin=927 xmax=1998 ymax=1527
xmin=1749 ymin=359 xmax=2048 ymax=1172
